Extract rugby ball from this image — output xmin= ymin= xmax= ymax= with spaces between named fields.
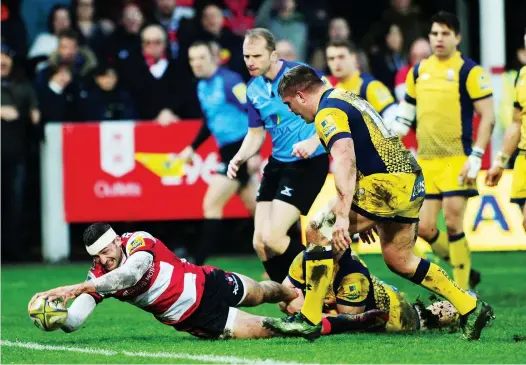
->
xmin=28 ymin=297 xmax=68 ymax=331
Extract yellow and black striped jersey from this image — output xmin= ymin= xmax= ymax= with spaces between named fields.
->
xmin=315 ymin=88 xmax=420 ymax=176
xmin=336 ymin=72 xmax=396 ymax=115
xmin=287 ymin=250 xmax=419 ymax=332
xmin=405 ymin=51 xmax=493 ymax=158
xmin=288 ymin=250 xmax=375 ymax=309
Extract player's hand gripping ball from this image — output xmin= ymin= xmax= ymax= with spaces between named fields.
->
xmin=28 ymin=296 xmax=68 ymax=331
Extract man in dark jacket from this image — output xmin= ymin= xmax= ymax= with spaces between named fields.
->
xmin=78 ymin=64 xmax=137 ymax=121
xmin=35 ymin=29 xmax=97 ymax=122
xmin=120 ymin=24 xmax=200 ymax=122
xmin=1 ymin=44 xmax=40 ymax=262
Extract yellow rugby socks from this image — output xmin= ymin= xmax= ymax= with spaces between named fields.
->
xmin=301 ymin=244 xmax=334 ymax=325
xmin=428 ymin=231 xmax=450 ymax=262
xmin=410 ymin=258 xmax=476 ymax=315
xmin=448 ymin=232 xmax=471 ymax=290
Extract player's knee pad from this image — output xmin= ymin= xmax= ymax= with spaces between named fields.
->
xmin=309 ymin=207 xmax=336 ymax=242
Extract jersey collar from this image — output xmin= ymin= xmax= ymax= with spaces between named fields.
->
xmin=316 ymin=87 xmax=334 ymax=114
xmin=264 ymin=59 xmax=287 ymax=84
xmin=432 ymin=50 xmax=461 ymax=65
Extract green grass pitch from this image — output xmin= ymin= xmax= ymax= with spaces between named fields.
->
xmin=2 ymin=251 xmax=526 ymax=364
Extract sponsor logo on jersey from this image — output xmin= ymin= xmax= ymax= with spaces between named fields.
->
xmin=321 ymin=119 xmax=336 ymax=138
xmin=374 ymin=87 xmax=391 ymax=103
xmin=447 ymin=69 xmax=455 ymax=81
xmin=346 ymin=284 xmax=360 ymax=300
xmin=232 ymin=83 xmax=247 ymax=104
xmin=410 ymin=173 xmax=425 ymax=201
xmin=127 ymin=235 xmax=146 ymax=254
xmin=250 ymin=94 xmax=271 ymax=108
xmin=267 ymin=124 xmax=292 ymax=135
xmin=121 ymin=264 xmax=155 ymax=297
xmin=356 ymin=188 xmax=366 ymax=200
xmin=478 ymin=73 xmax=490 ymax=90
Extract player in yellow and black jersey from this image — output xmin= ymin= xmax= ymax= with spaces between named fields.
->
xmin=315 ymin=86 xmax=425 ymax=223
xmin=261 ymin=65 xmax=493 ymax=342
xmin=487 ymin=59 xmax=526 ymax=229
xmin=326 ymin=40 xmax=397 ymax=126
xmin=393 ymin=12 xmax=495 ymax=291
xmin=280 ymin=249 xmax=461 ymax=334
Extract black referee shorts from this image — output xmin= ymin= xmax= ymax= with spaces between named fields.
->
xmin=256 ymin=154 xmax=329 ymax=215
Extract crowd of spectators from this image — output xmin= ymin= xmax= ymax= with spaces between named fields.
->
xmin=2 ymin=0 xmax=457 ymax=126
xmin=1 ymin=0 xmax=525 ymax=262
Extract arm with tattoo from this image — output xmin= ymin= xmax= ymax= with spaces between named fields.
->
xmin=40 ymin=251 xmax=154 ymax=304
xmin=92 ymin=251 xmax=153 ymax=293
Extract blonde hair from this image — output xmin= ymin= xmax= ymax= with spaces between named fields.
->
xmin=245 ymin=28 xmax=276 ymax=52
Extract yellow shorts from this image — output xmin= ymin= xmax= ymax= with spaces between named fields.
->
xmin=352 ymin=172 xmax=424 ymax=223
xmin=372 ymin=277 xmax=419 ymax=332
xmin=511 ymin=152 xmax=526 ymax=206
xmin=417 ymin=156 xmax=478 ymax=199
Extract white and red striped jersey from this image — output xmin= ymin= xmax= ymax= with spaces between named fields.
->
xmin=87 ymin=231 xmax=216 ymax=326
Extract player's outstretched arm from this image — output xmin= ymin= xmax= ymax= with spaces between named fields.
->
xmin=486 ymin=107 xmax=521 ymax=186
xmin=330 ymin=138 xmax=356 ymax=250
xmin=61 ymin=294 xmax=97 ymax=333
xmin=39 ymin=252 xmax=153 ymax=304
xmin=90 ymin=251 xmax=153 ymax=293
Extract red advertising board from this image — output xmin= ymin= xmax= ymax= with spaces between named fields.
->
xmin=62 ymin=117 xmax=491 ymax=223
xmin=62 ymin=120 xmax=272 ymax=222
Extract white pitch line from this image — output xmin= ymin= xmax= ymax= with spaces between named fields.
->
xmin=1 ymin=340 xmax=117 ymax=356
xmin=1 ymin=340 xmax=311 ymax=365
